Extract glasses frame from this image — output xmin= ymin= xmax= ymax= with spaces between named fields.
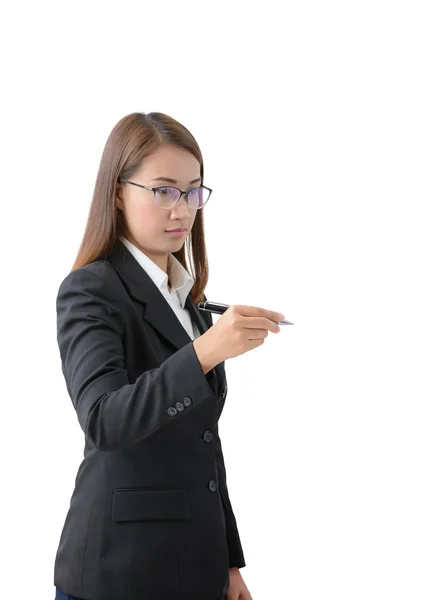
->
xmin=118 ymin=178 xmax=212 ymax=209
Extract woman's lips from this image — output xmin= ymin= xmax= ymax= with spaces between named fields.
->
xmin=165 ymin=229 xmax=187 ymax=236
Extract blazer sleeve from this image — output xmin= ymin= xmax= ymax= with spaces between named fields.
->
xmin=56 ymin=267 xmax=217 ymax=451
xmin=202 ymin=298 xmax=246 ymax=569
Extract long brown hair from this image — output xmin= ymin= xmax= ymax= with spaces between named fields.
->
xmin=71 ymin=112 xmax=209 ymax=303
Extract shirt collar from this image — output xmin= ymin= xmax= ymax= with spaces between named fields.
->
xmin=119 ymin=236 xmax=195 ymax=307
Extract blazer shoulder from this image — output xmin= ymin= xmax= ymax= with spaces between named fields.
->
xmin=57 ymin=259 xmax=119 ymax=296
xmin=56 ymin=259 xmax=125 ymax=315
xmin=56 ymin=261 xmax=125 ymax=336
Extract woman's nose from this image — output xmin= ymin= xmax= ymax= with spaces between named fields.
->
xmin=172 ymin=194 xmax=191 ymax=215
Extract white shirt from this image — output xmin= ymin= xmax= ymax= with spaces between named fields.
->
xmin=120 ymin=236 xmax=201 ymax=341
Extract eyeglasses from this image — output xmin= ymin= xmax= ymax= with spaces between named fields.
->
xmin=118 ymin=179 xmax=212 ymax=210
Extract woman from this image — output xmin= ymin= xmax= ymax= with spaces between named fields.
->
xmin=53 ymin=111 xmax=282 ymax=600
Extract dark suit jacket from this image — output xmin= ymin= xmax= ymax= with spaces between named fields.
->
xmin=53 ymin=240 xmax=245 ymax=600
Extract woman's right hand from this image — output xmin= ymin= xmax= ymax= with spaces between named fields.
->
xmin=193 ymin=305 xmax=284 ymax=372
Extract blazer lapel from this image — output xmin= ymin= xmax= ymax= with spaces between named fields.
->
xmin=106 ymin=241 xmax=223 ymax=389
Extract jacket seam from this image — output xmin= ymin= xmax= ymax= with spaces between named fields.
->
xmin=80 ymin=485 xmax=98 ymax=595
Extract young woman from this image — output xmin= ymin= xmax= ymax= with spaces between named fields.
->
xmin=53 ymin=111 xmax=283 ymax=600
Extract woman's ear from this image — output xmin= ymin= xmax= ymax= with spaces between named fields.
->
xmin=115 ymin=184 xmax=124 ymax=210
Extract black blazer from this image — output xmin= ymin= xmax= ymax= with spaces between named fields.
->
xmin=53 ymin=240 xmax=245 ymax=600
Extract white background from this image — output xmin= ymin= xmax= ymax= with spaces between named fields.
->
xmin=1 ymin=1 xmax=430 ymax=599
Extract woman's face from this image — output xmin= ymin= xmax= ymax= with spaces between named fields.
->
xmin=115 ymin=145 xmax=201 ymax=272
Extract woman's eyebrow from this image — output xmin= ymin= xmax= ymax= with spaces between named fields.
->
xmin=150 ymin=176 xmax=202 ymax=184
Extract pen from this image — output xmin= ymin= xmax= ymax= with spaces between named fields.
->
xmin=197 ymin=301 xmax=294 ymax=325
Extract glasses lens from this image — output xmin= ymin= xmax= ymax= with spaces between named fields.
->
xmin=187 ymin=187 xmax=210 ymax=209
xmin=154 ymin=186 xmax=210 ymax=208
xmin=154 ymin=187 xmax=180 ymax=208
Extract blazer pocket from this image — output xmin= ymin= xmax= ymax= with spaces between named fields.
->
xmin=111 ymin=488 xmax=191 ymax=522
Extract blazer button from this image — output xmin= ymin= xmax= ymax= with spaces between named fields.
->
xmin=167 ymin=406 xmax=177 ymax=416
xmin=203 ymin=430 xmax=213 ymax=443
xmin=208 ymin=480 xmax=218 ymax=492
xmin=183 ymin=397 xmax=192 ymax=407
xmin=221 ymin=384 xmax=228 ymax=399
xmin=175 ymin=401 xmax=184 ymax=412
